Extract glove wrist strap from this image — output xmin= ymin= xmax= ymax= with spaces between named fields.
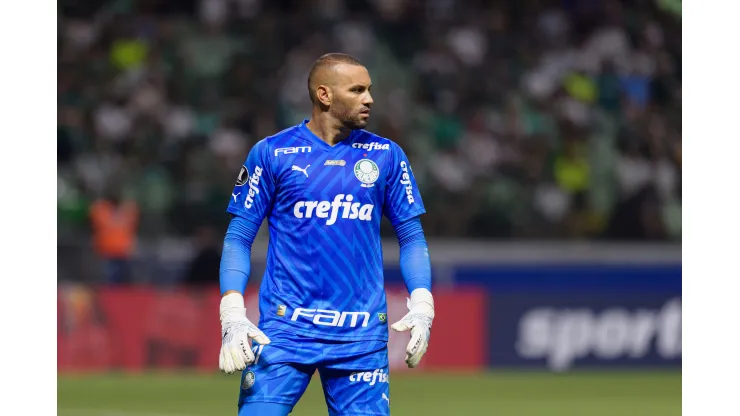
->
xmin=409 ymin=288 xmax=434 ymax=307
xmin=220 ymin=292 xmax=247 ymax=323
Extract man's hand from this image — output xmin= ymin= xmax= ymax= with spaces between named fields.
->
xmin=391 ymin=288 xmax=434 ymax=368
xmin=219 ymin=292 xmax=271 ymax=374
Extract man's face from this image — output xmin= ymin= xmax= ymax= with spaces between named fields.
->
xmin=328 ymin=64 xmax=374 ymax=129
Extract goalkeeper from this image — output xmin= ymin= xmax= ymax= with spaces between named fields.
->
xmin=218 ymin=53 xmax=434 ymax=416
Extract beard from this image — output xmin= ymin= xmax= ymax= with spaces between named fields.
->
xmin=345 ymin=115 xmax=368 ymax=130
xmin=332 ymin=105 xmax=368 ymax=130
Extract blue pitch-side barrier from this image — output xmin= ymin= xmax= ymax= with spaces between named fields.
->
xmin=387 ymin=263 xmax=682 ymax=370
xmin=384 ymin=263 xmax=681 ymax=292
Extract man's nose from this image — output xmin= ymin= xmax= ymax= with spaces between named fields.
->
xmin=363 ymin=93 xmax=374 ymax=106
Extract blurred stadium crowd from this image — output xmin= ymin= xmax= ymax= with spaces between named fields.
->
xmin=58 ymin=0 xmax=681 ymax=252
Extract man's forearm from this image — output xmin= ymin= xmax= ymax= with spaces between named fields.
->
xmin=394 ymin=217 xmax=432 ymax=294
xmin=219 ymin=216 xmax=261 ymax=296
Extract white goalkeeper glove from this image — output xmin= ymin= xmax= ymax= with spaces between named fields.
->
xmin=391 ymin=288 xmax=435 ymax=368
xmin=219 ymin=292 xmax=271 ymax=374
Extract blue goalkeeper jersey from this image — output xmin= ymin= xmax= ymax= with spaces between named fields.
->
xmin=227 ymin=119 xmax=426 ymax=342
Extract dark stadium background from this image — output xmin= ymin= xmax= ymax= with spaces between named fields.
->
xmin=57 ymin=0 xmax=681 ymax=414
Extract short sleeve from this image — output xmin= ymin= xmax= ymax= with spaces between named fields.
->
xmin=383 ymin=143 xmax=426 ymax=226
xmin=226 ymin=139 xmax=277 ymax=224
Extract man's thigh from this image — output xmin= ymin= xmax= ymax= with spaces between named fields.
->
xmin=319 ymin=345 xmax=390 ymax=416
xmin=237 ymin=344 xmax=313 ymax=411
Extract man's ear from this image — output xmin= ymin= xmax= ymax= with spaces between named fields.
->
xmin=316 ymin=85 xmax=332 ymax=106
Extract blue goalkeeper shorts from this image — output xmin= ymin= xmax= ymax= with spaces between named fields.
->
xmin=237 ymin=331 xmax=390 ymax=416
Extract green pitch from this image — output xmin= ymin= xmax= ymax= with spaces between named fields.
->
xmin=58 ymin=371 xmax=680 ymax=416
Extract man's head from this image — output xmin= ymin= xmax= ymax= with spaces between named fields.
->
xmin=307 ymin=53 xmax=373 ymax=129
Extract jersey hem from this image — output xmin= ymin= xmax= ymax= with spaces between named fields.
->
xmin=263 ymin=325 xmax=389 ymax=343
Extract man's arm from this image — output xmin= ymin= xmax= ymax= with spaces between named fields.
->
xmin=218 ymin=138 xmax=276 ymax=374
xmin=219 ymin=215 xmax=260 ymax=297
xmin=390 ymin=216 xmax=435 ymax=368
xmin=218 ymin=215 xmax=271 ymax=374
xmin=394 ymin=216 xmax=432 ymax=293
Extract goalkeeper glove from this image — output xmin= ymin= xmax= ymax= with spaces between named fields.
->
xmin=391 ymin=288 xmax=434 ymax=368
xmin=219 ymin=292 xmax=271 ymax=374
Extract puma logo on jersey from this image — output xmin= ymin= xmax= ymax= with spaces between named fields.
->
xmin=293 ymin=194 xmax=374 ymax=225
xmin=291 ymin=164 xmax=310 ymax=177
